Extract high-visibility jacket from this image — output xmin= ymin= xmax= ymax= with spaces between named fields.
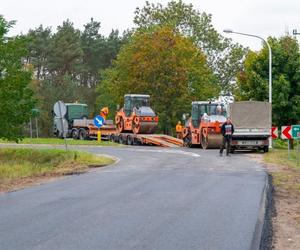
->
xmin=176 ymin=124 xmax=183 ymax=133
xmin=100 ymin=107 xmax=109 ymax=119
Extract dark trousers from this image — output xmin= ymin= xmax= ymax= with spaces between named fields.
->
xmin=220 ymin=136 xmax=231 ymax=155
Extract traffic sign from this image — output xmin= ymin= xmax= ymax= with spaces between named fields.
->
xmin=93 ymin=115 xmax=105 ymax=128
xmin=292 ymin=125 xmax=300 ymax=139
xmin=53 ymin=101 xmax=67 ymax=118
xmin=55 ymin=118 xmax=68 ymax=137
xmin=281 ymin=126 xmax=292 ymax=139
xmin=271 ymin=127 xmax=278 ymax=139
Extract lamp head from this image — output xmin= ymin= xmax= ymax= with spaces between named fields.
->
xmin=223 ymin=29 xmax=233 ymax=33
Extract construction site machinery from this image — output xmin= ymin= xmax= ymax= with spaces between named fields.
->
xmin=115 ymin=94 xmax=159 ymax=134
xmin=182 ymin=101 xmax=227 ymax=149
xmin=229 ymin=101 xmax=271 ymax=153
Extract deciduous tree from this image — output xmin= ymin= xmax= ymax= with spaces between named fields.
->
xmin=236 ymin=36 xmax=300 ymax=127
xmin=97 ymin=26 xmax=218 ymax=133
xmin=0 ymin=16 xmax=35 ymax=141
xmin=134 ymin=0 xmax=247 ymax=91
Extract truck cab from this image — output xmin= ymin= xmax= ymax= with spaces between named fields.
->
xmin=53 ymin=103 xmax=89 ymax=138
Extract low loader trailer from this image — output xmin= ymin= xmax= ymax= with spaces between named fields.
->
xmin=72 ymin=119 xmax=182 ymax=147
xmin=110 ymin=133 xmax=183 ymax=147
xmin=53 ymin=101 xmax=182 ymax=148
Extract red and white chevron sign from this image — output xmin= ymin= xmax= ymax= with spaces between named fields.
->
xmin=271 ymin=127 xmax=278 ymax=139
xmin=281 ymin=126 xmax=292 ymax=140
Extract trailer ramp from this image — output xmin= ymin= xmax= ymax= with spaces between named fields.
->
xmin=138 ymin=134 xmax=183 ymax=147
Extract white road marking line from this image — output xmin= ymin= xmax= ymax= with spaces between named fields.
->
xmin=120 ymin=148 xmax=201 ymax=157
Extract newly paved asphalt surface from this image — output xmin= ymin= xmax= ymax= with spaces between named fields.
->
xmin=0 ymin=145 xmax=266 ymax=250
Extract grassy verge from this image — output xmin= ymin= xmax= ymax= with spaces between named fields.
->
xmin=263 ymin=148 xmax=300 ymax=249
xmin=264 ymin=149 xmax=300 ymax=192
xmin=264 ymin=149 xmax=300 ymax=169
xmin=0 ymin=148 xmax=115 ymax=192
xmin=0 ymin=138 xmax=118 ymax=146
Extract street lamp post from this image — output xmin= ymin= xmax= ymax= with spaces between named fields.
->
xmin=223 ymin=29 xmax=272 ymax=148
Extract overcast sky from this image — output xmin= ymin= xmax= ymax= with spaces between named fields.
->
xmin=2 ymin=0 xmax=300 ymax=50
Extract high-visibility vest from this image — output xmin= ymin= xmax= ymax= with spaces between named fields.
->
xmin=176 ymin=124 xmax=182 ymax=132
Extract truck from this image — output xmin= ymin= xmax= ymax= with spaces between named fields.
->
xmin=229 ymin=101 xmax=271 ymax=153
xmin=53 ymin=98 xmax=182 ymax=148
xmin=53 ymin=102 xmax=116 ymax=140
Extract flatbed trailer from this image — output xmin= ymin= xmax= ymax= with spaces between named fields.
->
xmin=111 ymin=133 xmax=183 ymax=147
xmin=71 ymin=119 xmax=183 ymax=147
xmin=71 ymin=119 xmax=117 ymax=140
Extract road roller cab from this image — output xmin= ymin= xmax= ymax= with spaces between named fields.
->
xmin=183 ymin=101 xmax=227 ymax=148
xmin=115 ymin=94 xmax=159 ymax=134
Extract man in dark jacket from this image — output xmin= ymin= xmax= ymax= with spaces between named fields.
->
xmin=220 ymin=118 xmax=234 ymax=156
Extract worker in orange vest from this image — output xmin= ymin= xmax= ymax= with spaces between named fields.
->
xmin=100 ymin=107 xmax=109 ymax=120
xmin=176 ymin=121 xmax=183 ymax=139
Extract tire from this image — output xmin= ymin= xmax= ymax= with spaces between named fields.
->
xmin=71 ymin=129 xmax=79 ymax=139
xmin=230 ymin=146 xmax=235 ymax=154
xmin=118 ymin=135 xmax=124 ymax=144
xmin=127 ymin=135 xmax=134 ymax=145
xmin=110 ymin=134 xmax=115 ymax=142
xmin=113 ymin=135 xmax=119 ymax=143
xmin=78 ymin=129 xmax=87 ymax=140
xmin=263 ymin=146 xmax=269 ymax=153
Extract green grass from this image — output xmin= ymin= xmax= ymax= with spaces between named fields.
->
xmin=264 ymin=149 xmax=300 ymax=169
xmin=0 ymin=138 xmax=118 ymax=146
xmin=0 ymin=148 xmax=114 ymax=191
xmin=273 ymin=139 xmax=288 ymax=149
xmin=264 ymin=149 xmax=300 ymax=192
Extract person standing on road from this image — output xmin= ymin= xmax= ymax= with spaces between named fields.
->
xmin=176 ymin=121 xmax=183 ymax=139
xmin=220 ymin=118 xmax=234 ymax=156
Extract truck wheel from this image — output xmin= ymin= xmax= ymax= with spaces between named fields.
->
xmin=71 ymin=129 xmax=79 ymax=139
xmin=78 ymin=129 xmax=87 ymax=140
xmin=118 ymin=135 xmax=124 ymax=144
xmin=263 ymin=146 xmax=269 ymax=153
xmin=127 ymin=135 xmax=134 ymax=145
xmin=110 ymin=134 xmax=115 ymax=142
xmin=113 ymin=135 xmax=119 ymax=143
xmin=230 ymin=147 xmax=235 ymax=154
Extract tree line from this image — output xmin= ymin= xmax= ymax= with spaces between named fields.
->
xmin=1 ymin=0 xmax=300 ymax=140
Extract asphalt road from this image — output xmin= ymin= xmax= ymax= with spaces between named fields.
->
xmin=0 ymin=145 xmax=266 ymax=250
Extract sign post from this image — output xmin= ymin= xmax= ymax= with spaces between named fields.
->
xmin=53 ymin=101 xmax=68 ymax=151
xmin=291 ymin=125 xmax=300 ymax=166
xmin=93 ymin=115 xmax=105 ymax=142
xmin=281 ymin=126 xmax=292 ymax=158
xmin=97 ymin=130 xmax=102 ymax=142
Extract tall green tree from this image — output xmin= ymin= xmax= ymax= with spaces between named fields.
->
xmin=47 ymin=19 xmax=83 ymax=78
xmin=134 ymin=0 xmax=247 ymax=91
xmin=26 ymin=25 xmax=52 ymax=80
xmin=0 ymin=16 xmax=35 ymax=141
xmin=97 ymin=26 xmax=218 ymax=133
xmin=236 ymin=36 xmax=300 ymax=126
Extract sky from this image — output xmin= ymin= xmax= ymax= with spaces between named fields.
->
xmin=2 ymin=0 xmax=300 ymax=50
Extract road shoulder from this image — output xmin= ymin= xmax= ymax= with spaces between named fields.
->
xmin=248 ymin=153 xmax=300 ymax=250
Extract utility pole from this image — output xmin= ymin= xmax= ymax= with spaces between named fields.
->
xmin=293 ymin=29 xmax=300 ymax=35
